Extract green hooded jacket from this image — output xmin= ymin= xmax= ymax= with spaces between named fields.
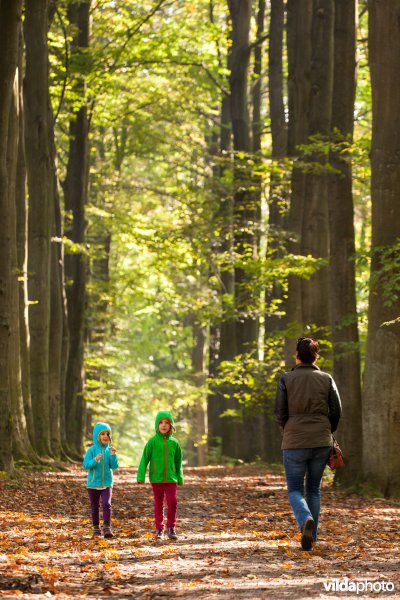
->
xmin=83 ymin=422 xmax=119 ymax=488
xmin=137 ymin=411 xmax=184 ymax=484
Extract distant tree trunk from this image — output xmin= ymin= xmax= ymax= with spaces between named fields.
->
xmin=190 ymin=322 xmax=207 ymax=466
xmin=328 ymin=0 xmax=362 ymax=484
xmin=362 ymin=0 xmax=400 ymax=497
xmin=48 ymin=105 xmax=66 ymax=459
xmin=284 ymin=0 xmax=312 ymax=366
xmin=0 ymin=0 xmax=23 ymax=471
xmin=207 ymin=324 xmax=221 ymax=455
xmin=300 ymin=0 xmax=334 ymax=332
xmin=64 ymin=0 xmax=91 ymax=455
xmin=212 ymin=92 xmax=238 ymax=458
xmin=24 ymin=0 xmax=53 ymax=457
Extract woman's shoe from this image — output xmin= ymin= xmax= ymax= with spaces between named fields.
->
xmin=301 ymin=518 xmax=315 ymax=551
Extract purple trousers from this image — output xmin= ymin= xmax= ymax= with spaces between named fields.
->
xmin=87 ymin=488 xmax=112 ymax=525
xmin=151 ymin=483 xmax=178 ymax=530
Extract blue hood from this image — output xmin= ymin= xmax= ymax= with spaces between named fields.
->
xmin=93 ymin=422 xmax=112 ymax=451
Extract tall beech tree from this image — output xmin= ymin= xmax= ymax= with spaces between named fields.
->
xmin=226 ymin=0 xmax=259 ymax=460
xmin=363 ymin=0 xmax=400 ymax=497
xmin=24 ymin=0 xmax=53 ymax=457
xmin=300 ymin=0 xmax=334 ymax=331
xmin=284 ymin=0 xmax=312 ymax=365
xmin=264 ymin=0 xmax=287 ymax=462
xmin=16 ymin=33 xmax=35 ymax=450
xmin=207 ymin=93 xmax=235 ymax=458
xmin=63 ymin=0 xmax=91 ymax=455
xmin=242 ymin=0 xmax=266 ymax=461
xmin=9 ymin=48 xmax=34 ymax=462
xmin=265 ymin=0 xmax=287 ymax=336
xmin=328 ymin=0 xmax=362 ymax=483
xmin=227 ymin=0 xmax=258 ymax=357
xmin=0 ymin=0 xmax=23 ymax=470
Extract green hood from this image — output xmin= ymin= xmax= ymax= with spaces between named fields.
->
xmin=154 ymin=410 xmax=175 ymax=433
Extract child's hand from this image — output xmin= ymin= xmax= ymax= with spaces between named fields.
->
xmin=95 ymin=454 xmax=102 ymax=462
xmin=110 ymin=446 xmax=117 ymax=455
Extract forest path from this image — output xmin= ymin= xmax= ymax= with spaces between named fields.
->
xmin=0 ymin=465 xmax=398 ymax=598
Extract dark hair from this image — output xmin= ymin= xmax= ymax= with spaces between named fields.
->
xmin=296 ymin=337 xmax=319 ymax=364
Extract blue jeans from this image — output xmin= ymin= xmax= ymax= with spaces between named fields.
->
xmin=283 ymin=447 xmax=330 ymax=541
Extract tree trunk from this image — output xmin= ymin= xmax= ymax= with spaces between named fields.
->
xmin=238 ymin=0 xmax=267 ymax=462
xmin=284 ymin=0 xmax=312 ymax=366
xmin=265 ymin=0 xmax=287 ymax=333
xmin=226 ymin=0 xmax=259 ymax=461
xmin=8 ymin=44 xmax=35 ymax=463
xmin=328 ymin=0 xmax=362 ymax=484
xmin=48 ymin=105 xmax=66 ymax=459
xmin=362 ymin=0 xmax=400 ymax=497
xmin=211 ymin=79 xmax=239 ymax=460
xmin=24 ymin=0 xmax=53 ymax=457
xmin=16 ymin=31 xmax=35 ymax=449
xmin=228 ymin=0 xmax=259 ymax=358
xmin=0 ymin=0 xmax=23 ymax=471
xmin=64 ymin=0 xmax=91 ymax=455
xmin=300 ymin=0 xmax=334 ymax=332
xmin=191 ymin=323 xmax=207 ymax=467
xmin=263 ymin=0 xmax=288 ymax=461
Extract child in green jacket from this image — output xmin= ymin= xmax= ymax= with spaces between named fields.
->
xmin=137 ymin=411 xmax=184 ymax=540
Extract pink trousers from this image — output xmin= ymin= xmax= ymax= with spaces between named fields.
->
xmin=151 ymin=483 xmax=178 ymax=529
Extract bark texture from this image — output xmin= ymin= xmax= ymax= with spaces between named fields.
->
xmin=363 ymin=0 xmax=400 ymax=497
xmin=64 ymin=0 xmax=91 ymax=454
xmin=300 ymin=0 xmax=334 ymax=331
xmin=329 ymin=0 xmax=362 ymax=483
xmin=0 ymin=0 xmax=23 ymax=469
xmin=284 ymin=0 xmax=312 ymax=366
xmin=24 ymin=0 xmax=53 ymax=456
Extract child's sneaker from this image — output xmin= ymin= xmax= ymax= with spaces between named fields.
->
xmin=103 ymin=523 xmax=115 ymax=539
xmin=167 ymin=528 xmax=178 ymax=540
xmin=155 ymin=529 xmax=163 ymax=540
xmin=92 ymin=525 xmax=101 ymax=538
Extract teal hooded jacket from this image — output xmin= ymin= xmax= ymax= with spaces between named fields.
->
xmin=137 ymin=411 xmax=184 ymax=484
xmin=83 ymin=422 xmax=119 ymax=488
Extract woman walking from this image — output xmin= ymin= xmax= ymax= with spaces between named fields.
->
xmin=275 ymin=337 xmax=342 ymax=550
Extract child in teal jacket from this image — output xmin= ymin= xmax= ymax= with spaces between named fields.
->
xmin=137 ymin=411 xmax=183 ymax=540
xmin=83 ymin=422 xmax=119 ymax=538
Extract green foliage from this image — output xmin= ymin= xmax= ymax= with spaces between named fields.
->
xmin=370 ymin=239 xmax=400 ymax=308
xmin=209 ymin=336 xmax=285 ymax=421
xmin=46 ymin=0 xmax=375 ymax=464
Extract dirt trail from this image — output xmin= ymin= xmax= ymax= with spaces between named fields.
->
xmin=0 ymin=465 xmax=398 ymax=598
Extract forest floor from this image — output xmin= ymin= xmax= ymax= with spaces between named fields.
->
xmin=0 ymin=465 xmax=399 ymax=599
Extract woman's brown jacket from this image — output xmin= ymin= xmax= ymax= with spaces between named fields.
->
xmin=275 ymin=363 xmax=342 ymax=449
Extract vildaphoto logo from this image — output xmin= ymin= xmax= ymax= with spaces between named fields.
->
xmin=323 ymin=578 xmax=395 ymax=594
